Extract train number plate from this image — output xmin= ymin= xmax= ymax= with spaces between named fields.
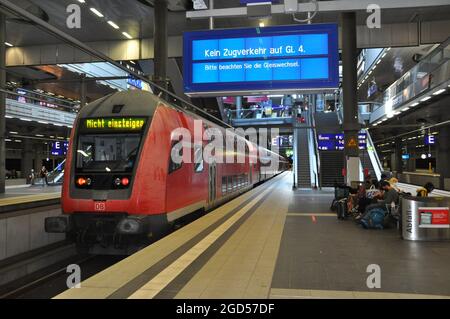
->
xmin=94 ymin=202 xmax=106 ymax=212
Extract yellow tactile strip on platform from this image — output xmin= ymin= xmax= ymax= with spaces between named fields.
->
xmin=0 ymin=193 xmax=60 ymax=207
xmin=128 ymin=185 xmax=275 ymax=299
xmin=174 ymin=174 xmax=291 ymax=299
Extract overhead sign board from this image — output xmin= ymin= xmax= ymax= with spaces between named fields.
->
xmin=183 ymin=24 xmax=339 ymax=97
xmin=425 ymin=134 xmax=436 ymax=145
xmin=318 ymin=133 xmax=367 ymax=151
xmin=51 ymin=141 xmax=69 ymax=156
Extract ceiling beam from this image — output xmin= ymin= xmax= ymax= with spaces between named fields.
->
xmin=187 ymin=0 xmax=450 ymax=19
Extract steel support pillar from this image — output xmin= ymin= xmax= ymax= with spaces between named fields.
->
xmin=0 ymin=14 xmax=6 ymax=193
xmin=153 ymin=0 xmax=169 ymax=94
xmin=236 ymin=96 xmax=242 ymax=119
xmin=341 ymin=12 xmax=361 ymax=185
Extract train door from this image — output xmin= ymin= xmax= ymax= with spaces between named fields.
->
xmin=208 ymin=162 xmax=216 ymax=205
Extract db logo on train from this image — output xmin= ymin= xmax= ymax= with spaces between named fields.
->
xmin=94 ymin=202 xmax=106 ymax=212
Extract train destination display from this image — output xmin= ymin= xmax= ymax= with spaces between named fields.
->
xmin=318 ymin=133 xmax=367 ymax=151
xmin=183 ymin=24 xmax=339 ymax=96
xmin=82 ymin=118 xmax=147 ymax=131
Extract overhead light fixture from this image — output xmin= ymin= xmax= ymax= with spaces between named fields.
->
xmin=107 ymin=21 xmax=120 ymax=29
xmin=78 ymin=0 xmax=85 ymax=3
xmin=386 ymin=47 xmax=391 ymax=51
xmin=401 ymin=107 xmax=409 ymax=111
xmin=90 ymin=8 xmax=104 ymax=18
xmin=376 ymin=60 xmax=381 ymax=65
xmin=420 ymin=96 xmax=431 ymax=102
xmin=35 ymin=134 xmax=44 ymax=137
xmin=259 ymin=22 xmax=265 ymax=27
xmin=5 ymin=42 xmax=13 ymax=47
xmin=20 ymin=118 xmax=32 ymax=122
xmin=410 ymin=102 xmax=419 ymax=107
xmin=38 ymin=121 xmax=49 ymax=124
xmin=382 ymin=53 xmax=387 ymax=58
xmin=10 ymin=131 xmax=18 ymax=134
xmin=433 ymin=89 xmax=446 ymax=96
xmin=122 ymin=32 xmax=132 ymax=39
xmin=15 ymin=140 xmax=22 ymax=143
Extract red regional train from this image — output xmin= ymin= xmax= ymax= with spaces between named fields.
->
xmin=45 ymin=90 xmax=288 ymax=254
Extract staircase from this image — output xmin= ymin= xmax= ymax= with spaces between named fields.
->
xmin=320 ymin=151 xmax=345 ymax=186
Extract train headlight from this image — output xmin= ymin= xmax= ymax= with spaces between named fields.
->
xmin=77 ymin=177 xmax=87 ymax=186
xmin=76 ymin=176 xmax=93 ymax=188
xmin=121 ymin=177 xmax=130 ymax=186
xmin=114 ymin=176 xmax=131 ymax=188
xmin=117 ymin=218 xmax=143 ymax=235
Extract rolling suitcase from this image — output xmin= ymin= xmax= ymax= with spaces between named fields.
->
xmin=337 ymin=199 xmax=347 ymax=220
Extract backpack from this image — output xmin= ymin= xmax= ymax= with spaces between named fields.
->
xmin=361 ymin=208 xmax=386 ymax=229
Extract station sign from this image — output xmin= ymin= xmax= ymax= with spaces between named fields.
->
xmin=127 ymin=76 xmax=143 ymax=90
xmin=51 ymin=141 xmax=69 ymax=156
xmin=183 ymin=24 xmax=339 ymax=97
xmin=318 ymin=133 xmax=367 ymax=151
xmin=425 ymin=134 xmax=436 ymax=145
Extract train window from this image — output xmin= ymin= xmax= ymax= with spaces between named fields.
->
xmin=233 ymin=176 xmax=237 ymax=190
xmin=194 ymin=145 xmax=204 ymax=173
xmin=76 ymin=134 xmax=141 ymax=173
xmin=222 ymin=177 xmax=227 ymax=194
xmin=169 ymin=141 xmax=183 ymax=174
xmin=227 ymin=176 xmax=233 ymax=192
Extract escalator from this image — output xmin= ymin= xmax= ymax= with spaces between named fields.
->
xmin=293 ymin=110 xmax=320 ymax=188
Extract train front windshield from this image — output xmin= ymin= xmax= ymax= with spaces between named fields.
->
xmin=76 ymin=134 xmax=142 ymax=173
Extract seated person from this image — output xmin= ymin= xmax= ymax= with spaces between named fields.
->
xmin=416 ymin=182 xmax=435 ymax=197
xmin=356 ymin=181 xmax=399 ymax=220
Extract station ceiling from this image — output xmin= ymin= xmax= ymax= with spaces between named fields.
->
xmin=2 ymin=0 xmax=450 ymax=47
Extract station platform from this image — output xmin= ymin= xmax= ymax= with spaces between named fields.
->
xmin=56 ymin=173 xmax=450 ymax=299
xmin=0 ymin=185 xmax=61 ymax=213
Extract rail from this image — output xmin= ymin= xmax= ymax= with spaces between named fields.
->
xmin=370 ymin=36 xmax=450 ymax=123
xmin=308 ymin=110 xmax=321 ymax=189
xmin=365 ymin=129 xmax=383 ymax=180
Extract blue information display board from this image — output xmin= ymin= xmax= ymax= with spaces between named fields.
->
xmin=318 ymin=133 xmax=367 ymax=151
xmin=183 ymin=24 xmax=339 ymax=96
xmin=51 ymin=141 xmax=69 ymax=156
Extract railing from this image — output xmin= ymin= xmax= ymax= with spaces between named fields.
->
xmin=226 ymin=105 xmax=295 ymax=121
xmin=308 ymin=110 xmax=321 ymax=189
xmin=365 ymin=129 xmax=383 ymax=181
xmin=370 ymin=37 xmax=450 ymax=123
xmin=6 ymin=88 xmax=80 ymax=113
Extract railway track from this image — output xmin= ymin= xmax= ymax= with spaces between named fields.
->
xmin=0 ymin=253 xmax=124 ymax=299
